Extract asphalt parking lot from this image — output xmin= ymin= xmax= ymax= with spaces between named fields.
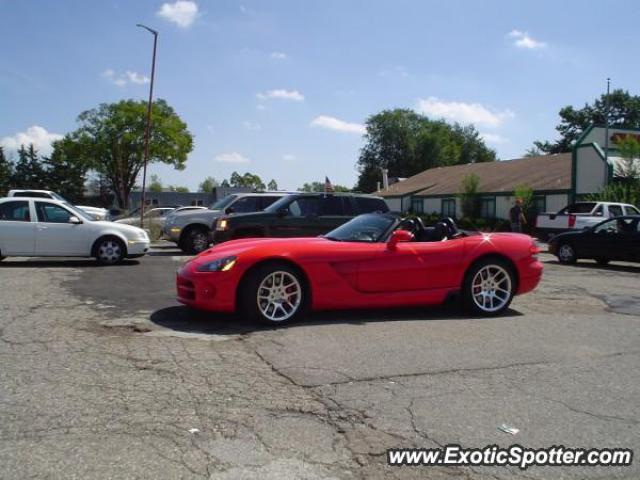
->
xmin=1 ymin=242 xmax=639 ymax=479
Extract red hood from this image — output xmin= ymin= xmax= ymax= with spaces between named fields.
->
xmin=192 ymin=237 xmax=331 ymax=264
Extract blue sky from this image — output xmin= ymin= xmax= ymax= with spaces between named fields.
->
xmin=1 ymin=0 xmax=637 ymax=191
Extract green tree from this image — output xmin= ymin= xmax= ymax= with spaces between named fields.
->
xmin=534 ymin=89 xmax=640 ymax=154
xmin=299 ymin=181 xmax=350 ymax=192
xmin=614 ymin=135 xmax=640 ymax=180
xmin=459 ymin=173 xmax=480 ymax=219
xmin=149 ymin=174 xmax=163 ymax=193
xmin=267 ymin=179 xmax=278 ymax=191
xmin=54 ymin=99 xmax=193 ymax=208
xmin=587 ymin=182 xmax=640 ymax=206
xmin=356 ymin=109 xmax=495 ymax=192
xmin=229 ymin=171 xmax=266 ymax=190
xmin=169 ymin=185 xmax=190 ymax=193
xmin=43 ymin=138 xmax=88 ymax=202
xmin=220 ymin=179 xmax=230 ymax=188
xmin=523 ymin=147 xmax=543 ymax=157
xmin=0 ymin=147 xmax=13 ymax=196
xmin=12 ymin=145 xmax=46 ymax=189
xmin=199 ymin=176 xmax=218 ymax=192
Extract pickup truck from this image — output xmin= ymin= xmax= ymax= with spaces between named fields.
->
xmin=536 ymin=201 xmax=640 ymax=239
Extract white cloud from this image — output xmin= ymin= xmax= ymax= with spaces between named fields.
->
xmin=480 ymin=133 xmax=509 ymax=144
xmin=310 ymin=115 xmax=366 ymax=135
xmin=215 ymin=152 xmax=250 ymax=164
xmin=242 ymin=121 xmax=261 ymax=131
xmin=157 ymin=1 xmax=199 ymax=28
xmin=1 ymin=125 xmax=63 ymax=155
xmin=256 ymin=89 xmax=304 ymax=101
xmin=282 ymin=154 xmax=296 ymax=161
xmin=416 ymin=97 xmax=514 ymax=128
xmin=103 ymin=69 xmax=149 ymax=87
xmin=508 ymin=30 xmax=547 ymax=49
xmin=270 ymin=51 xmax=288 ymax=60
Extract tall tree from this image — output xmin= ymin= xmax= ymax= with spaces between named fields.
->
xmin=12 ymin=145 xmax=46 ymax=189
xmin=199 ymin=176 xmax=218 ymax=192
xmin=149 ymin=174 xmax=163 ymax=193
xmin=43 ymin=138 xmax=88 ymax=202
xmin=54 ymin=99 xmax=193 ymax=208
xmin=0 ymin=147 xmax=13 ymax=196
xmin=613 ymin=135 xmax=640 ymax=180
xmin=229 ymin=171 xmax=266 ymax=190
xmin=356 ymin=109 xmax=495 ymax=192
xmin=267 ymin=179 xmax=278 ymax=191
xmin=534 ymin=89 xmax=640 ymax=154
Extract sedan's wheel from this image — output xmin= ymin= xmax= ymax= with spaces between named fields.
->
xmin=557 ymin=243 xmax=577 ymax=265
xmin=464 ymin=259 xmax=514 ymax=316
xmin=240 ymin=263 xmax=307 ymax=325
xmin=186 ymin=228 xmax=209 ymax=254
xmin=96 ymin=238 xmax=125 ymax=265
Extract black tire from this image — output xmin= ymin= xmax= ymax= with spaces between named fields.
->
xmin=595 ymin=257 xmax=610 ymax=266
xmin=94 ymin=237 xmax=126 ymax=265
xmin=239 ymin=262 xmax=309 ymax=325
xmin=463 ymin=257 xmax=515 ymax=316
xmin=556 ymin=242 xmax=577 ymax=265
xmin=182 ymin=227 xmax=210 ymax=254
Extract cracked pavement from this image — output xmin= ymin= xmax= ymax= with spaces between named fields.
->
xmin=0 ymin=243 xmax=638 ymax=479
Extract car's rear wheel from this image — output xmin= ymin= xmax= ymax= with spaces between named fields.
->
xmin=595 ymin=257 xmax=610 ymax=266
xmin=240 ymin=263 xmax=307 ymax=325
xmin=557 ymin=242 xmax=577 ymax=265
xmin=95 ymin=237 xmax=125 ymax=265
xmin=463 ymin=258 xmax=515 ymax=316
xmin=183 ymin=227 xmax=210 ymax=254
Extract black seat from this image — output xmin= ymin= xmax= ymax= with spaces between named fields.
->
xmin=419 ymin=222 xmax=447 ymax=242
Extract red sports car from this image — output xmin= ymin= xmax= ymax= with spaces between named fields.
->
xmin=177 ymin=214 xmax=542 ymax=324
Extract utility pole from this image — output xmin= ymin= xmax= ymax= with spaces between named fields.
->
xmin=136 ymin=24 xmax=158 ymax=229
xmin=604 ymin=78 xmax=611 ymax=165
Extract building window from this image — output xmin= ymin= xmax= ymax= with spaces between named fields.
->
xmin=411 ymin=197 xmax=424 ymax=214
xmin=441 ymin=198 xmax=456 ymax=218
xmin=480 ymin=197 xmax=496 ymax=218
xmin=532 ymin=195 xmax=546 ymax=214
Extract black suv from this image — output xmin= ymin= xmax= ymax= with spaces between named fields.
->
xmin=212 ymin=193 xmax=389 ymax=243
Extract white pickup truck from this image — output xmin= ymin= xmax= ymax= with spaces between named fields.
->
xmin=536 ymin=201 xmax=640 ymax=240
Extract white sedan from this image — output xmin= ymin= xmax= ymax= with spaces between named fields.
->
xmin=0 ymin=197 xmax=150 ymax=265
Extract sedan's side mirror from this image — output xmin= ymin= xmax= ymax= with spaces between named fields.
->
xmin=68 ymin=216 xmax=82 ymax=224
xmin=225 ymin=206 xmax=235 ymax=214
xmin=387 ymin=229 xmax=414 ymax=250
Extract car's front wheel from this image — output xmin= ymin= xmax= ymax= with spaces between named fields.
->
xmin=240 ymin=263 xmax=308 ymax=325
xmin=463 ymin=258 xmax=515 ymax=316
xmin=95 ymin=237 xmax=125 ymax=265
xmin=183 ymin=227 xmax=210 ymax=254
xmin=557 ymin=242 xmax=577 ymax=265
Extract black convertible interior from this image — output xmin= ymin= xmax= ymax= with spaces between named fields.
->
xmin=397 ymin=217 xmax=463 ymax=242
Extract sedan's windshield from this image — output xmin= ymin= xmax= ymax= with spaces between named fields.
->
xmin=209 ymin=195 xmax=237 ymax=210
xmin=63 ymin=202 xmax=93 ymax=221
xmin=324 ymin=214 xmax=396 ymax=243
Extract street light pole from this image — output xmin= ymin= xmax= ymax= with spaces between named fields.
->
xmin=604 ymin=77 xmax=611 ymax=165
xmin=136 ymin=23 xmax=158 ymax=229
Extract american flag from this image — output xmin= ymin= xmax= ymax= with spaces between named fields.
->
xmin=324 ymin=176 xmax=335 ymax=193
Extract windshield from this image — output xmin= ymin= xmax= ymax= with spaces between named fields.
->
xmin=324 ymin=214 xmax=396 ymax=243
xmin=209 ymin=195 xmax=237 ymax=210
xmin=63 ymin=202 xmax=93 ymax=221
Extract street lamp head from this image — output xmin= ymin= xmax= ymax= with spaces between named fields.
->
xmin=136 ymin=23 xmax=158 ymax=35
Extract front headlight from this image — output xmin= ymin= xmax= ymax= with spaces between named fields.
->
xmin=216 ymin=218 xmax=229 ymax=231
xmin=136 ymin=229 xmax=149 ymax=240
xmin=196 ymin=255 xmax=237 ymax=272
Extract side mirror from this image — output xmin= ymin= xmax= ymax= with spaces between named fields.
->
xmin=277 ymin=208 xmax=288 ymax=218
xmin=387 ymin=229 xmax=414 ymax=250
xmin=68 ymin=216 xmax=82 ymax=224
xmin=225 ymin=206 xmax=235 ymax=214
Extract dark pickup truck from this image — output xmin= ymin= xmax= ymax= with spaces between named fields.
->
xmin=212 ymin=192 xmax=389 ymax=244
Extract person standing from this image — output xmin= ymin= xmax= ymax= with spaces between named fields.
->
xmin=509 ymin=198 xmax=527 ymax=233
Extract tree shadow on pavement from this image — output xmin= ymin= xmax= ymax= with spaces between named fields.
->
xmin=150 ymin=303 xmax=523 ymax=336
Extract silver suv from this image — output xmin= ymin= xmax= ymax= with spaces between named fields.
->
xmin=163 ymin=192 xmax=288 ymax=254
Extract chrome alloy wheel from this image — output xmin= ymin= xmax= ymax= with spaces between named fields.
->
xmin=192 ymin=231 xmax=209 ymax=253
xmin=98 ymin=239 xmax=122 ymax=264
xmin=471 ymin=264 xmax=512 ymax=313
xmin=257 ymin=271 xmax=302 ymax=322
xmin=558 ymin=244 xmax=575 ymax=263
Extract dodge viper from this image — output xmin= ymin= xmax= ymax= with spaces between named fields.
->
xmin=177 ymin=214 xmax=543 ymax=324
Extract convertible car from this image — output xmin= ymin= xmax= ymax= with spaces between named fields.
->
xmin=177 ymin=214 xmax=543 ymax=324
